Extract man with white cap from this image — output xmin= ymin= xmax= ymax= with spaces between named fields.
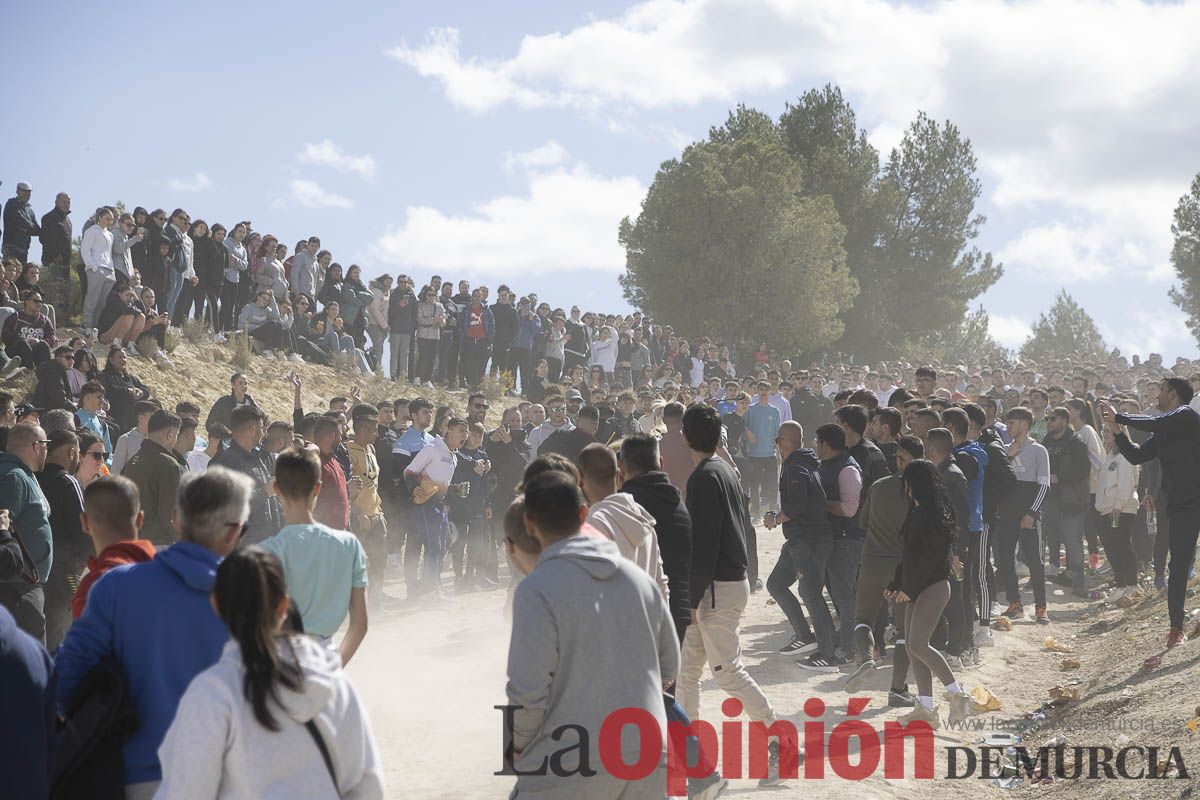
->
xmin=2 ymin=182 xmax=41 ymax=262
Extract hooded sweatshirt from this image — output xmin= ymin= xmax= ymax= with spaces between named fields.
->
xmin=155 ymin=636 xmax=384 ymax=800
xmin=55 ymin=541 xmax=229 ymax=784
xmin=507 ymin=535 xmax=678 ymax=797
xmin=620 ymin=471 xmax=692 ymax=642
xmin=586 ymin=492 xmax=670 ymax=600
xmin=70 ymin=539 xmax=157 ymax=619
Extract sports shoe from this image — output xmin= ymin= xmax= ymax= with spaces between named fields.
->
xmin=758 ymin=741 xmax=782 ymax=787
xmin=1 ymin=356 xmax=23 ymax=379
xmin=779 ymin=634 xmax=818 ymax=656
xmin=944 ymin=653 xmax=964 ymax=669
xmin=1108 ymin=586 xmax=1128 ymax=602
xmin=693 ymin=777 xmax=728 ymax=799
xmin=898 ymin=702 xmax=940 ymax=730
xmin=796 ymin=653 xmax=843 ymax=673
xmin=154 ymin=353 xmax=173 ymax=368
xmin=974 ymin=627 xmax=995 ymax=647
xmin=888 ymin=689 xmax=914 ymax=708
xmin=288 ymin=353 xmax=304 ymax=363
xmin=969 ymin=648 xmax=983 ymax=666
xmin=1167 ymin=628 xmax=1187 ymax=649
xmin=261 ymin=349 xmax=275 ymax=359
xmin=1088 ymin=553 xmax=1102 ymax=571
xmin=843 ymin=658 xmax=876 ymax=692
xmin=751 ymin=578 xmax=764 ymax=593
xmin=1002 ymin=602 xmax=1024 ymax=619
xmin=1035 ymin=606 xmax=1050 ymax=625
xmin=1154 ymin=574 xmax=1167 ymax=591
xmin=947 ymin=692 xmax=975 ymax=725
xmin=213 ymin=332 xmax=228 ymax=344
xmin=424 ymin=380 xmax=434 ymax=389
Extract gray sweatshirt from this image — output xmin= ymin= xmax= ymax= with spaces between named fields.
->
xmin=506 ymin=535 xmax=678 ymax=796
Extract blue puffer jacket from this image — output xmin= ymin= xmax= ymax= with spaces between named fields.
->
xmin=54 ymin=541 xmax=229 ymax=784
xmin=953 ymin=440 xmax=989 ymax=534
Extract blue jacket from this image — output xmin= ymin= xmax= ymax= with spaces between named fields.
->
xmin=0 ymin=452 xmax=52 ymax=583
xmin=460 ymin=301 xmax=495 ymax=341
xmin=513 ymin=305 xmax=542 ymax=351
xmin=54 ymin=541 xmax=229 ymax=784
xmin=0 ymin=606 xmax=55 ymax=800
xmin=953 ymin=440 xmax=989 ymax=534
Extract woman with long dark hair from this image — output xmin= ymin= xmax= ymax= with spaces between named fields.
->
xmin=156 ymin=546 xmax=383 ymax=798
xmin=886 ymin=459 xmax=973 ymax=728
xmin=1066 ymin=397 xmax=1105 ymax=570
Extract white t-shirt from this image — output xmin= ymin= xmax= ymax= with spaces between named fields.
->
xmin=405 ymin=436 xmax=457 ymax=485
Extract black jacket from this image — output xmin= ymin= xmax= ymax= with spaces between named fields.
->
xmin=99 ymin=367 xmax=150 ymax=434
xmin=97 ymin=288 xmax=138 ymax=335
xmin=490 ymin=301 xmax=517 ymax=348
xmin=39 ymin=206 xmax=72 ymax=265
xmin=205 ymin=392 xmax=259 ymax=435
xmin=778 ymin=448 xmax=830 ymax=541
xmin=2 ymin=198 xmax=40 ymax=256
xmin=685 ymin=456 xmax=748 ymax=608
xmin=35 ymin=463 xmax=88 ymax=579
xmin=210 ymin=441 xmax=280 ymax=543
xmin=31 ymin=360 xmax=76 ymax=413
xmin=937 ymin=457 xmax=971 ymax=544
xmin=890 ymin=505 xmax=955 ymax=599
xmin=388 ymin=288 xmax=418 ymax=334
xmin=976 ymin=427 xmax=1016 ymax=524
xmin=1042 ymin=429 xmax=1091 ymax=511
xmin=1116 ymin=405 xmax=1200 ymax=514
xmin=487 ymin=427 xmax=528 ymax=507
xmin=537 ymin=427 xmax=595 ymax=466
xmin=789 ymin=388 xmax=832 ymax=447
xmin=621 ymin=471 xmax=692 ymax=642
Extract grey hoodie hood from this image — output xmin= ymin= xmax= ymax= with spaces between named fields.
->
xmin=536 ymin=533 xmax=621 ymax=580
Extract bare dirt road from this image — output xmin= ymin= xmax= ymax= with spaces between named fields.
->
xmin=346 ymin=523 xmax=1178 ymax=799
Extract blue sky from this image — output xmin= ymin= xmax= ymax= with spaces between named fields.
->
xmin=5 ymin=0 xmax=1200 ymax=358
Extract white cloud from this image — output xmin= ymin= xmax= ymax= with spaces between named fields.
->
xmin=370 ymin=147 xmax=644 ymax=276
xmin=988 ymin=313 xmax=1033 ymax=350
xmin=503 ymin=140 xmax=569 ymax=174
xmin=288 ymin=179 xmax=355 ymax=209
xmin=391 ymin=0 xmax=1200 ymax=291
xmin=1102 ymin=309 xmax=1193 ymax=360
xmin=168 ymin=172 xmax=212 ymax=193
xmin=297 ymin=140 xmax=377 ymax=181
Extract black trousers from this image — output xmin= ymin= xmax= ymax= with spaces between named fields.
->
xmin=1099 ymin=511 xmax=1138 ymax=587
xmin=7 ymin=338 xmax=51 ymax=367
xmin=1166 ymin=508 xmax=1200 ymax=630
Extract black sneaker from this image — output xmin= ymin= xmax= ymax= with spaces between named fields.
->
xmin=796 ymin=653 xmax=843 ymax=673
xmin=888 ymin=688 xmax=915 ymax=707
xmin=843 ymin=658 xmax=876 ymax=692
xmin=758 ymin=741 xmax=782 ymax=787
xmin=779 ymin=635 xmax=818 ymax=656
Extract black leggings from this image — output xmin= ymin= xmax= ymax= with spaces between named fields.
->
xmin=249 ymin=321 xmax=289 ymax=351
xmin=1099 ymin=511 xmax=1138 ymax=588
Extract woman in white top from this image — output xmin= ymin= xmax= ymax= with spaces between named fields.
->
xmin=589 ymin=325 xmax=618 ymax=379
xmin=1095 ymin=425 xmax=1140 ymax=600
xmin=156 ymin=546 xmax=383 ymax=799
xmin=1066 ymin=398 xmax=1105 ymax=570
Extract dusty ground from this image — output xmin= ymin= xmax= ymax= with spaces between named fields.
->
xmin=342 ymin=522 xmax=1200 ymax=799
xmin=22 ymin=337 xmax=1195 ymax=798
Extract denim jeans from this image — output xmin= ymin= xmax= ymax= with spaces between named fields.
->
xmin=790 ymin=537 xmax=837 ymax=657
xmin=1043 ymin=499 xmax=1085 ymax=591
xmin=164 ymin=267 xmax=184 ymax=321
xmin=766 ymin=540 xmax=812 ymax=640
xmin=827 ymin=538 xmax=862 ymax=655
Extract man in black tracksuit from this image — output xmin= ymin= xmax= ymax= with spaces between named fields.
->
xmin=763 ymin=421 xmax=829 ymax=656
xmin=619 ymin=434 xmax=693 ymax=643
xmin=1101 ymin=378 xmax=1200 ymax=647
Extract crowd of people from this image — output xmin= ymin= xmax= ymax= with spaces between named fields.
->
xmin=3 ymin=179 xmax=1200 ymax=798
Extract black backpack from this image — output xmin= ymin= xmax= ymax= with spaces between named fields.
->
xmin=50 ymin=656 xmax=139 ymax=800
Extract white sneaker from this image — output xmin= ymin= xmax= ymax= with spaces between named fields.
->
xmin=262 ymin=349 xmax=274 ymax=358
xmin=213 ymin=332 xmax=228 ymax=344
xmin=974 ymin=627 xmax=995 ymax=648
xmin=288 ymin=353 xmax=304 ymax=363
xmin=155 ymin=353 xmax=173 ymax=368
xmin=424 ymin=380 xmax=434 ymax=389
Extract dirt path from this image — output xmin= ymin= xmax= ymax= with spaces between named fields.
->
xmin=346 ymin=525 xmax=1131 ymax=798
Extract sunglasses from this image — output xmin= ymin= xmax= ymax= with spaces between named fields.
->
xmin=86 ymin=451 xmax=110 ymax=460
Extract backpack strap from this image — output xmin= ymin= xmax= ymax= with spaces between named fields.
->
xmin=305 ymin=719 xmax=338 ymax=793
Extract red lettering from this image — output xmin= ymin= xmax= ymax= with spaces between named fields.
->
xmin=600 ymin=708 xmax=662 ymax=782
xmin=883 ymin=721 xmax=935 ymax=779
xmin=748 ymin=720 xmax=800 ymax=781
xmin=803 ymin=698 xmax=825 ymax=779
xmin=666 ymin=719 xmax=719 ymax=797
xmin=721 ymin=698 xmax=743 ymax=778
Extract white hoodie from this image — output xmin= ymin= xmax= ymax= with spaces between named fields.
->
xmin=586 ymin=492 xmax=670 ymax=601
xmin=156 ymin=636 xmax=384 ymax=799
